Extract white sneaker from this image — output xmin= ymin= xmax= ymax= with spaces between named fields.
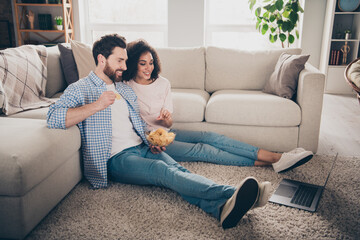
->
xmin=252 ymin=181 xmax=271 ymax=209
xmin=272 ymin=148 xmax=314 ymax=173
xmin=220 ymin=177 xmax=259 ymax=229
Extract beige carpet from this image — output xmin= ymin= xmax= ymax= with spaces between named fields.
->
xmin=26 ymin=155 xmax=360 ymax=240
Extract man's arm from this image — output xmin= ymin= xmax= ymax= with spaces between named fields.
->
xmin=65 ymin=91 xmax=116 ymax=128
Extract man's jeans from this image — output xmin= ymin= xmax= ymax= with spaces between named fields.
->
xmin=165 ymin=130 xmax=259 ymax=166
xmin=108 ymin=143 xmax=236 ymax=220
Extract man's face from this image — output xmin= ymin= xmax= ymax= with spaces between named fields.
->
xmin=103 ymin=47 xmax=128 ymax=82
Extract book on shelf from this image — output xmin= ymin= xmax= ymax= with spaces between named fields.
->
xmin=329 ymin=49 xmax=342 ymax=65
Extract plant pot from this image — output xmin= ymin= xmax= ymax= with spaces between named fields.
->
xmin=345 ymin=33 xmax=351 ymax=40
xmin=56 ymin=25 xmax=63 ymax=30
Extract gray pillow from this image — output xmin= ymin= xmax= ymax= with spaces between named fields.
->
xmin=263 ymin=53 xmax=310 ymax=99
xmin=58 ymin=43 xmax=79 ymax=85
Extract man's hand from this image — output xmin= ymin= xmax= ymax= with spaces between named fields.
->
xmin=156 ymin=108 xmax=173 ymax=128
xmin=95 ymin=91 xmax=116 ymax=111
xmin=149 ymin=144 xmax=166 ymax=154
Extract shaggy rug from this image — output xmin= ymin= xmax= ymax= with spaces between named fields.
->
xmin=26 ymin=155 xmax=360 ymax=240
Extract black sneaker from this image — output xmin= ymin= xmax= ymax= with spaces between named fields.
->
xmin=220 ymin=177 xmax=259 ymax=229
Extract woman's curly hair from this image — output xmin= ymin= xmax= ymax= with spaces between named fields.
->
xmin=122 ymin=39 xmax=161 ymax=81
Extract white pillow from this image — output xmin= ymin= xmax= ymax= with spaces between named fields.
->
xmin=70 ymin=39 xmax=96 ymax=79
xmin=348 ymin=59 xmax=360 ymax=88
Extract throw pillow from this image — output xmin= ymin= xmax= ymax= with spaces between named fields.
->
xmin=347 ymin=59 xmax=360 ymax=88
xmin=0 ymin=45 xmax=55 ymax=115
xmin=263 ymin=53 xmax=310 ymax=99
xmin=70 ymin=39 xmax=96 ymax=79
xmin=58 ymin=43 xmax=79 ymax=85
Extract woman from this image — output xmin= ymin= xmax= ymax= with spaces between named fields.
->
xmin=122 ymin=39 xmax=314 ymax=173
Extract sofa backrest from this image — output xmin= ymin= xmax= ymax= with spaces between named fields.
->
xmin=205 ymin=46 xmax=302 ymax=93
xmin=46 ymin=46 xmax=67 ymax=98
xmin=156 ymin=47 xmax=205 ymax=90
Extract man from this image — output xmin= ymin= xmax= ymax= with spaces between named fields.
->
xmin=47 ymin=34 xmax=269 ymax=229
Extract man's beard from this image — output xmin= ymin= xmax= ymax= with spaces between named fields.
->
xmin=104 ymin=62 xmax=122 ymax=82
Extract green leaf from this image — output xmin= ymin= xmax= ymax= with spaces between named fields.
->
xmin=298 ymin=3 xmax=304 ymax=13
xmin=289 ymin=11 xmax=298 ymax=24
xmin=282 ymin=11 xmax=290 ymax=18
xmin=279 ymin=33 xmax=286 ymax=42
xmin=271 ymin=27 xmax=276 ymax=33
xmin=264 ymin=11 xmax=270 ymax=19
xmin=275 ymin=0 xmax=283 ymax=11
xmin=249 ymin=0 xmax=256 ymax=10
xmin=264 ymin=3 xmax=272 ymax=11
xmin=256 ymin=21 xmax=261 ymax=30
xmin=255 ymin=7 xmax=261 ymax=17
xmin=296 ymin=30 xmax=299 ymax=39
xmin=291 ymin=2 xmax=299 ymax=12
xmin=288 ymin=34 xmax=295 ymax=43
xmin=262 ymin=24 xmax=269 ymax=35
xmin=270 ymin=14 xmax=276 ymax=22
xmin=281 ymin=21 xmax=290 ymax=32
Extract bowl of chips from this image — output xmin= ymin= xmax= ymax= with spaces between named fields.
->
xmin=146 ymin=128 xmax=176 ymax=147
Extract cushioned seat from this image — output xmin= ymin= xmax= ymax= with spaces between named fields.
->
xmin=205 ymin=90 xmax=301 ymax=126
xmin=172 ymin=89 xmax=210 ymax=122
xmin=0 ymin=118 xmax=82 ymax=239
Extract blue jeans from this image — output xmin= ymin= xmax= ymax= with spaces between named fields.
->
xmin=108 ymin=143 xmax=236 ymax=220
xmin=165 ymin=130 xmax=259 ymax=166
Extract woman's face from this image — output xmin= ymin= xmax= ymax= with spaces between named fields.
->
xmin=136 ymin=51 xmax=154 ymax=81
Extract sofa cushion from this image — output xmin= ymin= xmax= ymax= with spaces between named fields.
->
xmin=263 ymin=53 xmax=310 ymax=99
xmin=205 ymin=46 xmax=302 ymax=93
xmin=0 ymin=118 xmax=81 ymax=196
xmin=156 ymin=47 xmax=205 ymax=89
xmin=205 ymin=90 xmax=301 ymax=127
xmin=58 ymin=43 xmax=79 ymax=85
xmin=0 ymin=45 xmax=55 ymax=115
xmin=71 ymin=40 xmax=96 ymax=79
xmin=171 ymin=89 xmax=210 ymax=122
xmin=46 ymin=46 xmax=67 ymax=98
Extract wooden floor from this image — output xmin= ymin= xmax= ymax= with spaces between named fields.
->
xmin=317 ymin=93 xmax=360 ymax=156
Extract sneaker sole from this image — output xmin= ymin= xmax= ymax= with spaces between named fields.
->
xmin=221 ymin=178 xmax=259 ymax=229
xmin=278 ymin=154 xmax=314 ymax=173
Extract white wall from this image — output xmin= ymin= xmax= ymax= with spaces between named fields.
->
xmin=167 ymin=0 xmax=205 ymax=47
xmin=70 ymin=0 xmax=326 ymax=67
xmin=300 ymin=0 xmax=327 ymax=68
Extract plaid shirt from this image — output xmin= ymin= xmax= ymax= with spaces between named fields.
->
xmin=47 ymin=71 xmax=148 ymax=188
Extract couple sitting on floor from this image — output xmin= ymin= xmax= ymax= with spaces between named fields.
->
xmin=47 ymin=34 xmax=314 ymax=229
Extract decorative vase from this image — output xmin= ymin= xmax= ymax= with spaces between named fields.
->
xmin=345 ymin=33 xmax=351 ymax=40
xmin=56 ymin=25 xmax=63 ymax=30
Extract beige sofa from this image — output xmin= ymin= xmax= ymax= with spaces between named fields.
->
xmin=0 ymin=45 xmax=325 ymax=239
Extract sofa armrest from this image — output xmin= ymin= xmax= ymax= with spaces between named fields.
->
xmin=296 ymin=63 xmax=325 ymax=153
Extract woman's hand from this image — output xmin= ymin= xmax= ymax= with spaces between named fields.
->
xmin=156 ymin=108 xmax=173 ymax=128
xmin=149 ymin=144 xmax=166 ymax=154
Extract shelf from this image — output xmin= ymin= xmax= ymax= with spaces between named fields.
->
xmin=16 ymin=3 xmax=62 ymax=7
xmin=335 ymin=11 xmax=360 ymax=14
xmin=13 ymin=0 xmax=74 ymax=46
xmin=331 ymin=39 xmax=360 ymax=42
xmin=19 ymin=29 xmax=65 ymax=33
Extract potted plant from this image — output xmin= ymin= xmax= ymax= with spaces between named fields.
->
xmin=344 ymin=29 xmax=352 ymax=40
xmin=249 ymin=0 xmax=304 ymax=48
xmin=54 ymin=16 xmax=63 ymax=30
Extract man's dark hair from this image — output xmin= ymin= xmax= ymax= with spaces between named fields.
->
xmin=92 ymin=34 xmax=127 ymax=65
xmin=122 ymin=39 xmax=161 ymax=81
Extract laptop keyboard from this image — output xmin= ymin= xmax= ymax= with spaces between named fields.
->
xmin=290 ymin=185 xmax=317 ymax=207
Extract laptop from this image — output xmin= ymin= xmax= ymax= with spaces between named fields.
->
xmin=269 ymin=153 xmax=338 ymax=212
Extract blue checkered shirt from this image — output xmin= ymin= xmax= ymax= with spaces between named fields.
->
xmin=47 ymin=71 xmax=149 ymax=188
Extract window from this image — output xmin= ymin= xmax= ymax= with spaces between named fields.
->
xmin=84 ymin=0 xmax=167 ymax=47
xmin=205 ymin=0 xmax=301 ymax=49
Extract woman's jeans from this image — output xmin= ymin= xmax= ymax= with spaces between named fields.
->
xmin=108 ymin=143 xmax=236 ymax=220
xmin=165 ymin=129 xmax=259 ymax=166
